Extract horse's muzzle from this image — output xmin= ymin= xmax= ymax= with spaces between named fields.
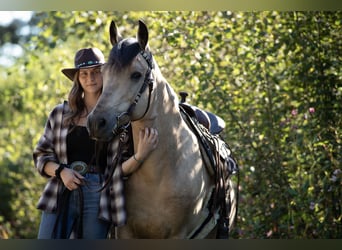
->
xmin=87 ymin=113 xmax=114 ymax=142
xmin=87 ymin=112 xmax=131 ymax=141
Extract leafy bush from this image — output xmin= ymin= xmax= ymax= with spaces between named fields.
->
xmin=0 ymin=11 xmax=340 ymax=238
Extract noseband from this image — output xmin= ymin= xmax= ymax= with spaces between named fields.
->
xmin=112 ymin=50 xmax=154 ymax=136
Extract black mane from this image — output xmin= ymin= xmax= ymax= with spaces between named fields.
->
xmin=108 ymin=38 xmax=142 ymax=70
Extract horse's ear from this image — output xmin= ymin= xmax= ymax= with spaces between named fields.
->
xmin=137 ymin=20 xmax=148 ymax=50
xmin=109 ymin=20 xmax=121 ymax=46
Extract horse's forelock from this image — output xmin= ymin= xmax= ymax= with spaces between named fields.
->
xmin=108 ymin=38 xmax=142 ymax=70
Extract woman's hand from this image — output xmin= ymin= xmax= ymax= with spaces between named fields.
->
xmin=135 ymin=127 xmax=159 ymax=162
xmin=60 ymin=168 xmax=85 ymax=191
xmin=121 ymin=127 xmax=158 ymax=176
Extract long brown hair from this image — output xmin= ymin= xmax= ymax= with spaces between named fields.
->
xmin=63 ymin=71 xmax=86 ymax=127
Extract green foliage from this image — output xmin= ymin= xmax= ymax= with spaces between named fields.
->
xmin=0 ymin=11 xmax=341 ymax=239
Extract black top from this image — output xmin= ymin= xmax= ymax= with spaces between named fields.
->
xmin=66 ymin=126 xmax=106 ymax=170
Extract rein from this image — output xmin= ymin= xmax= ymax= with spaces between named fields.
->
xmin=112 ymin=50 xmax=154 ymax=136
xmin=95 ymin=129 xmax=128 ymax=193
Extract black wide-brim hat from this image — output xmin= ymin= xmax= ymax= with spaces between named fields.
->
xmin=61 ymin=47 xmax=105 ymax=81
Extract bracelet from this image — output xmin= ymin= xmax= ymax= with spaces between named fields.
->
xmin=133 ymin=154 xmax=143 ymax=164
xmin=55 ymin=163 xmax=67 ymax=180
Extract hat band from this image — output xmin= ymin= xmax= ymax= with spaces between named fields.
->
xmin=76 ymin=60 xmax=102 ymax=68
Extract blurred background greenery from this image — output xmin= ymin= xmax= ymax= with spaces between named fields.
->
xmin=0 ymin=11 xmax=341 ymax=239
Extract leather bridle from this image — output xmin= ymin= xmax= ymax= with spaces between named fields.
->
xmin=111 ymin=50 xmax=154 ymax=136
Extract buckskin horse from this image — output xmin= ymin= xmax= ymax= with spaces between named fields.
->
xmin=87 ymin=20 xmax=237 ymax=238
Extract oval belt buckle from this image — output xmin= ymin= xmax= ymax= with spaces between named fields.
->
xmin=70 ymin=161 xmax=88 ymax=175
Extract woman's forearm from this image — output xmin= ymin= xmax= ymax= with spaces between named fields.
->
xmin=121 ymin=153 xmax=143 ymax=176
xmin=42 ymin=161 xmax=60 ymax=177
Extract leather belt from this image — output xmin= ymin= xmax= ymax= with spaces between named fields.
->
xmin=69 ymin=161 xmax=99 ymax=175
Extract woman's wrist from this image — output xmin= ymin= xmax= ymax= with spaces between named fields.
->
xmin=133 ymin=154 xmax=143 ymax=164
xmin=55 ymin=163 xmax=67 ymax=179
xmin=122 ymin=154 xmax=143 ymax=177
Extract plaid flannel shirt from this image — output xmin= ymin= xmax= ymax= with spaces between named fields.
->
xmin=33 ymin=101 xmax=127 ymax=226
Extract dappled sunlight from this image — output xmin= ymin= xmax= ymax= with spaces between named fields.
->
xmin=1 ymin=11 xmax=340 ymax=239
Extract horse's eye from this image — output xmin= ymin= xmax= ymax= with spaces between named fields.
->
xmin=131 ymin=72 xmax=142 ymax=80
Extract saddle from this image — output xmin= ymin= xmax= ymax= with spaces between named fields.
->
xmin=179 ymin=102 xmax=238 ymax=180
xmin=179 ymin=92 xmax=239 ymax=239
xmin=179 ymin=92 xmax=226 ymax=135
xmin=178 ymin=92 xmax=238 ymax=176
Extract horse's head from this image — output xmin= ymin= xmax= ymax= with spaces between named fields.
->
xmin=87 ymin=20 xmax=154 ymax=141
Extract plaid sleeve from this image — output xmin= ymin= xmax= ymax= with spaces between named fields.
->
xmin=109 ymin=163 xmax=126 ymax=226
xmin=33 ymin=104 xmax=63 ymax=178
xmin=98 ymin=134 xmax=128 ymax=225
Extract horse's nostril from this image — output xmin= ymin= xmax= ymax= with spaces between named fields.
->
xmin=98 ymin=118 xmax=106 ymax=128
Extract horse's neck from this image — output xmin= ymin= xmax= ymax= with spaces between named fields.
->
xmin=131 ymin=79 xmax=185 ymax=162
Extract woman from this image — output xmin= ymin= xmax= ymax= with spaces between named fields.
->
xmin=33 ymin=47 xmax=158 ymax=239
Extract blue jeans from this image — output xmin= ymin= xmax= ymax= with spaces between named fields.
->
xmin=37 ymin=174 xmax=110 ymax=239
